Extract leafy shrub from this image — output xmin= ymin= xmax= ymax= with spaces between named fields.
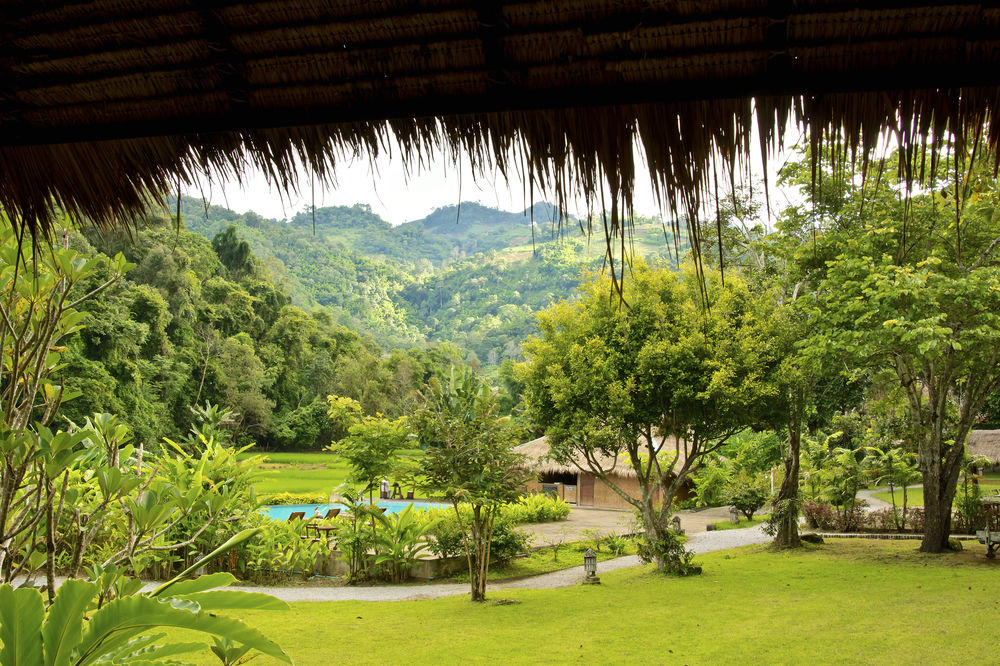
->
xmin=428 ymin=517 xmax=533 ymax=565
xmin=954 ymin=483 xmax=985 ymax=533
xmin=692 ymin=464 xmax=730 ymax=507
xmin=804 ymin=502 xmax=927 ymax=533
xmin=802 ymin=501 xmax=837 ymax=529
xmin=374 ymin=505 xmax=440 ymax=583
xmin=868 ymin=508 xmax=901 ymax=532
xmin=502 ymin=494 xmax=571 ymax=524
xmin=635 ymin=529 xmax=701 ymax=576
xmin=604 ymin=531 xmax=630 ymax=556
xmin=260 ymin=492 xmax=328 ymax=505
xmin=837 ymin=499 xmax=869 ymax=531
xmin=724 ymin=470 xmax=770 ymax=520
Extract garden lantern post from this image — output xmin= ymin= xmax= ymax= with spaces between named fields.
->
xmin=583 ymin=548 xmax=600 ymax=584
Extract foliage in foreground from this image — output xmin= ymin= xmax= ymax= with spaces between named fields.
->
xmin=0 ymin=530 xmax=290 ymax=666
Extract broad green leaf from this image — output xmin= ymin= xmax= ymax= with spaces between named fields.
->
xmin=152 ymin=529 xmax=262 ymax=597
xmin=155 ymin=573 xmax=235 ymax=597
xmin=0 ymin=585 xmax=44 ymax=666
xmin=42 ymin=579 xmax=97 ymax=666
xmin=169 ymin=590 xmax=289 ymax=612
xmin=75 ymin=595 xmax=290 ymax=666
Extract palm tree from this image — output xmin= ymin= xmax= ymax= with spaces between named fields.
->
xmin=863 ymin=446 xmax=919 ymax=531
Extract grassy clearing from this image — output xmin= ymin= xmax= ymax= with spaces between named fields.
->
xmin=170 ymin=539 xmax=1000 ymax=664
xmin=709 ymin=514 xmax=768 ymax=531
xmin=243 ymin=450 xmax=424 ymax=497
xmin=446 ymin=541 xmax=638 ymax=583
xmin=872 ymin=482 xmax=1000 ymax=507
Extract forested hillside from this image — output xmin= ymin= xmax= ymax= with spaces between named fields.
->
xmin=58 ymin=214 xmax=467 ymax=451
xmin=172 ymin=195 xmax=682 ymax=366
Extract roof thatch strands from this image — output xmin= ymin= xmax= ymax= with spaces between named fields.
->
xmin=968 ymin=430 xmax=1000 ymax=464
xmin=2 ymin=1 xmax=1000 ymax=247
xmin=514 ymin=434 xmax=688 ymax=479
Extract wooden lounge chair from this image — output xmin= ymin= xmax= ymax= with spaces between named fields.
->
xmin=323 ymin=508 xmax=341 ymax=519
xmin=287 ymin=511 xmax=305 ymax=521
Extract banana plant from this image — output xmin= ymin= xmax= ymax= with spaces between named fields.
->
xmin=374 ymin=505 xmax=439 ymax=583
xmin=0 ymin=529 xmax=292 ymax=666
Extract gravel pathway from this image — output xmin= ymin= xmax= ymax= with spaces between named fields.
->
xmin=224 ymin=525 xmax=771 ymax=603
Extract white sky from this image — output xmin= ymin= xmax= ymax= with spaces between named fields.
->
xmin=185 ymin=126 xmax=805 ymax=226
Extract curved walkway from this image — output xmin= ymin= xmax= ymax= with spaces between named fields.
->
xmin=856 ymin=484 xmax=922 ymax=510
xmin=224 ymin=525 xmax=770 ymax=603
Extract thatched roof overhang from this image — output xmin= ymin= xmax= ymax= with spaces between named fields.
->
xmin=514 ymin=434 xmax=688 ymax=480
xmin=3 ymin=1 xmax=1000 ymax=241
xmin=968 ymin=430 xmax=1000 ymax=464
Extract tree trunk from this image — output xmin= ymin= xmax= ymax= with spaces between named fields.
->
xmin=773 ymin=423 xmax=802 ymax=549
xmin=638 ymin=499 xmax=671 ymax=571
xmin=920 ymin=472 xmax=956 ymax=552
xmin=918 ymin=429 xmax=964 ymax=553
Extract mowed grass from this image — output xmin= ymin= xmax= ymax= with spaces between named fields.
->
xmin=170 ymin=539 xmax=1000 ymax=664
xmin=447 ymin=540 xmax=639 ymax=583
xmin=244 ymin=450 xmax=424 ymax=497
xmin=709 ymin=514 xmax=768 ymax=531
xmin=872 ymin=480 xmax=1000 ymax=507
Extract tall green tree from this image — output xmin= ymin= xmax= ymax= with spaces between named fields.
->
xmin=520 ymin=263 xmax=781 ymax=570
xmin=415 ymin=368 xmax=527 ymax=601
xmin=802 ymin=144 xmax=1000 ymax=552
xmin=327 ymin=396 xmax=408 ymax=503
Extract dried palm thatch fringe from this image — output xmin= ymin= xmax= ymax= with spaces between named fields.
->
xmin=514 ymin=434 xmax=689 ymax=480
xmin=2 ymin=89 xmax=999 ymax=267
xmin=967 ymin=430 xmax=1000 ymax=464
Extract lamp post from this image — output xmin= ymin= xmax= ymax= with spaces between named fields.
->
xmin=583 ymin=548 xmax=600 ymax=584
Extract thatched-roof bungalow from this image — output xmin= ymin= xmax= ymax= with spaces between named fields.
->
xmin=515 ymin=435 xmax=694 ymax=511
xmin=967 ymin=430 xmax=1000 ymax=465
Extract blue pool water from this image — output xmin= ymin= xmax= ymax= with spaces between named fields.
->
xmin=261 ymin=500 xmax=446 ymax=521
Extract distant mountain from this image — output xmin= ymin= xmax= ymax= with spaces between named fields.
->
xmin=401 ymin=201 xmax=575 ymax=257
xmin=168 ymin=195 xmax=682 ymax=366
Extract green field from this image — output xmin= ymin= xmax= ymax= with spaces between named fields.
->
xmin=170 ymin=539 xmax=999 ymax=664
xmin=245 ymin=450 xmax=424 ymax=497
xmin=709 ymin=514 xmax=768 ymax=531
xmin=872 ymin=479 xmax=1000 ymax=507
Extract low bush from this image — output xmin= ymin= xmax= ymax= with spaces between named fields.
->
xmin=502 ymin=494 xmax=571 ymax=524
xmin=260 ymin=492 xmax=329 ymax=505
xmin=802 ymin=501 xmax=837 ymax=530
xmin=604 ymin=531 xmax=631 ymax=556
xmin=724 ymin=470 xmax=770 ymax=520
xmin=428 ymin=517 xmax=533 ymax=565
xmin=803 ymin=502 xmax=929 ymax=533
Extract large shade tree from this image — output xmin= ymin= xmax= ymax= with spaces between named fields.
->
xmin=520 ymin=263 xmax=781 ymax=570
xmin=787 ymin=143 xmax=1000 ymax=553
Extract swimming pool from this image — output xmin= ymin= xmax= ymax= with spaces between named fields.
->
xmin=260 ymin=500 xmax=447 ymax=521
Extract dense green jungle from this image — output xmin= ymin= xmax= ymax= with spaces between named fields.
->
xmin=53 ymin=197 xmax=680 ymax=452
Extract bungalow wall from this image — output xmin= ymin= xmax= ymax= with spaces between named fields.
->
xmin=524 ymin=471 xmax=694 ymax=511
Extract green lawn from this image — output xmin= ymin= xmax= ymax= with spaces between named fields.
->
xmin=709 ymin=514 xmax=768 ymax=531
xmin=244 ymin=450 xmax=424 ymax=497
xmin=872 ymin=481 xmax=1000 ymax=507
xmin=171 ymin=539 xmax=999 ymax=664
xmin=447 ymin=541 xmax=638 ymax=583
